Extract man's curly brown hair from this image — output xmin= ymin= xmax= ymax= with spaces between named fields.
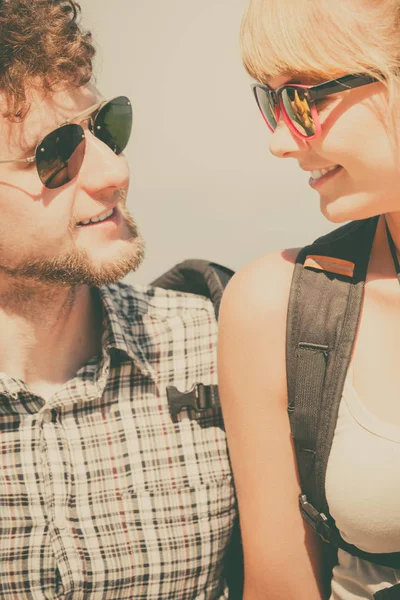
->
xmin=0 ymin=0 xmax=95 ymax=119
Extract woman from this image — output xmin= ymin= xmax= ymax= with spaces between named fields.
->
xmin=218 ymin=0 xmax=400 ymax=598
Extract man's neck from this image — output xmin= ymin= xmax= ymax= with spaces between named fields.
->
xmin=0 ymin=277 xmax=103 ymax=399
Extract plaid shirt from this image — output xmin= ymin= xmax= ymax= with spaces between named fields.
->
xmin=0 ymin=283 xmax=237 ymax=599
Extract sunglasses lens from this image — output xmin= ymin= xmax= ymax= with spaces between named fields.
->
xmin=254 ymin=86 xmax=277 ymax=130
xmin=36 ymin=124 xmax=86 ymax=189
xmin=281 ymin=87 xmax=316 ymax=137
xmin=94 ymin=96 xmax=132 ymax=155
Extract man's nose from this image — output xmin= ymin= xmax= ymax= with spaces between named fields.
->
xmin=78 ymin=130 xmax=130 ymax=193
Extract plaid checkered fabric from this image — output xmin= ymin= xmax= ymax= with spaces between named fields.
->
xmin=0 ymin=282 xmax=237 ymax=599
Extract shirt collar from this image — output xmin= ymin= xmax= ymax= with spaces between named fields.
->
xmin=98 ymin=284 xmax=156 ymax=379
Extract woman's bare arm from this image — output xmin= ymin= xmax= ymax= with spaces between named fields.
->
xmin=218 ymin=250 xmax=327 ymax=600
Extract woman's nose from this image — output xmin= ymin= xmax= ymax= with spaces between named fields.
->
xmin=268 ymin=117 xmax=304 ymax=159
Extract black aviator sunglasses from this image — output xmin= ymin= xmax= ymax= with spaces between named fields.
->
xmin=252 ymin=73 xmax=378 ymax=140
xmin=0 ymin=95 xmax=133 ymax=189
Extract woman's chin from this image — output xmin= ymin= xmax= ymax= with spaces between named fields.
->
xmin=320 ymin=194 xmax=382 ymax=224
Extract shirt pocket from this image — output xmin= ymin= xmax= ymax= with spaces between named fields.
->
xmin=121 ymin=477 xmax=236 ymax=599
xmin=127 ymin=414 xmax=233 ymax=494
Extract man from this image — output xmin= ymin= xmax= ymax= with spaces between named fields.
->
xmin=0 ymin=1 xmax=237 ymax=598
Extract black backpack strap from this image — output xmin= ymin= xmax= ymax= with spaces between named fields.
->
xmin=151 ymin=259 xmax=243 ymax=600
xmin=152 ymin=259 xmax=234 ymax=421
xmin=287 ymin=217 xmax=377 ymax=515
xmin=374 ymin=583 xmax=400 ymax=599
xmin=151 ymin=259 xmax=234 ymax=318
xmin=286 ymin=215 xmax=400 ymax=570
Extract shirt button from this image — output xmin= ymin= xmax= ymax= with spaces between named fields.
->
xmin=42 ymin=409 xmax=56 ymax=423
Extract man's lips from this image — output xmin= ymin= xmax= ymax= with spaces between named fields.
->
xmin=76 ymin=206 xmax=116 ymax=227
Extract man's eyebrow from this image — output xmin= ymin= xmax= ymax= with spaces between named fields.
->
xmin=20 ymin=120 xmax=63 ymax=156
xmin=24 ymin=141 xmax=38 ymax=154
xmin=12 ymin=99 xmax=102 ymax=158
xmin=12 ymin=134 xmax=44 ymax=158
xmin=18 ymin=139 xmax=39 ymax=157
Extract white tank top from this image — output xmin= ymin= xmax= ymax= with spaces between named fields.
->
xmin=326 ymin=369 xmax=400 ymax=599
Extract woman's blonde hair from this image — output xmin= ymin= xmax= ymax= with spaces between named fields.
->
xmin=241 ymin=0 xmax=400 ymax=108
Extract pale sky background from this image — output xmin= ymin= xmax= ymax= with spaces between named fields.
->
xmin=81 ymin=0 xmax=336 ymax=285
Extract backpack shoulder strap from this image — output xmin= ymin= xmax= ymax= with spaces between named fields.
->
xmin=287 ymin=218 xmax=377 ymax=514
xmin=152 ymin=259 xmax=234 ymax=420
xmin=288 ymin=216 xmax=400 ymax=572
xmin=151 ymin=259 xmax=243 ymax=599
xmin=286 ymin=217 xmax=400 ymax=559
xmin=151 ymin=259 xmax=234 ymax=318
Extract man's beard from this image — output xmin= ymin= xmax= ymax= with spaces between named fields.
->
xmin=0 ymin=206 xmax=145 ymax=287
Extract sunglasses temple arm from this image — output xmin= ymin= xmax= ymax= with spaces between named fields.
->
xmin=0 ymin=156 xmax=36 ymax=165
xmin=310 ymin=74 xmax=378 ymax=101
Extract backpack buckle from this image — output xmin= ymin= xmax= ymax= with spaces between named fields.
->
xmin=166 ymin=383 xmax=219 ymax=422
xmin=299 ymin=494 xmax=332 ymax=544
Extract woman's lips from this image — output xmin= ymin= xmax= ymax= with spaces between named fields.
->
xmin=309 ymin=166 xmax=343 ymax=189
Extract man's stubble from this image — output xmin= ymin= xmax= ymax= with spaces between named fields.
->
xmin=0 ymin=203 xmax=145 ymax=288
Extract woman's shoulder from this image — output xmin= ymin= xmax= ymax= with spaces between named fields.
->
xmin=220 ymin=248 xmax=300 ymax=328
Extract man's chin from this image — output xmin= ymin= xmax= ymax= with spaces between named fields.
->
xmin=0 ymin=235 xmax=145 ymax=287
xmin=59 ymin=235 xmax=146 ymax=286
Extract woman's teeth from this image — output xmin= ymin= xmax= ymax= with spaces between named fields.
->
xmin=78 ymin=208 xmax=114 ymax=226
xmin=311 ymin=165 xmax=341 ymax=181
